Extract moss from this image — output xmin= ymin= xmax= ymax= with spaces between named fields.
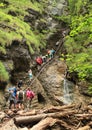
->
xmin=0 ymin=0 xmax=49 ymax=82
xmin=0 ymin=61 xmax=9 ymax=82
xmin=0 ymin=9 xmax=46 ymax=53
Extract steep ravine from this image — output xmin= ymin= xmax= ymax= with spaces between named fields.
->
xmin=0 ymin=58 xmax=92 ymax=130
xmin=0 ymin=0 xmax=91 ymax=110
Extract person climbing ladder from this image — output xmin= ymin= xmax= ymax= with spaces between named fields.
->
xmin=28 ymin=69 xmax=33 ymax=81
xmin=47 ymin=48 xmax=55 ymax=59
xmin=36 ymin=56 xmax=43 ymax=70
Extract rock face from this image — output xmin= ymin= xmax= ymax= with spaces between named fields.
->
xmin=28 ymin=77 xmax=52 ymax=109
xmin=37 ymin=59 xmax=92 ymax=107
xmin=38 ymin=59 xmax=67 ymax=106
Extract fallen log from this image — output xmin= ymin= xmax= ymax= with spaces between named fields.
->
xmin=0 ymin=112 xmax=7 ymax=121
xmin=42 ymin=104 xmax=76 ymax=113
xmin=30 ymin=117 xmax=76 ymax=130
xmin=88 ymin=121 xmax=92 ymax=126
xmin=75 ymin=113 xmax=92 ymax=118
xmin=58 ymin=120 xmax=76 ymax=130
xmin=78 ymin=125 xmax=90 ymax=130
xmin=53 ymin=95 xmax=64 ymax=104
xmin=83 ymin=106 xmax=92 ymax=113
xmin=30 ymin=117 xmax=57 ymax=130
xmin=14 ymin=110 xmax=76 ymax=125
xmin=17 ymin=109 xmax=36 ymax=116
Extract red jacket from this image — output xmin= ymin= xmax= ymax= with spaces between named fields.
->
xmin=36 ymin=57 xmax=43 ymax=65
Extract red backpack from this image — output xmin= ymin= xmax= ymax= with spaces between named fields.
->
xmin=30 ymin=91 xmax=35 ymax=98
xmin=26 ymin=90 xmax=35 ymax=99
xmin=36 ymin=57 xmax=43 ymax=65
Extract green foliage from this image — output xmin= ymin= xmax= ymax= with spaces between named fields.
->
xmin=0 ymin=0 xmax=47 ymax=81
xmin=58 ymin=0 xmax=92 ymax=89
xmin=0 ymin=3 xmax=4 ymax=7
xmin=66 ymin=53 xmax=92 ymax=80
xmin=64 ymin=12 xmax=92 ymax=82
xmin=0 ymin=0 xmax=47 ymax=54
xmin=68 ymin=0 xmax=89 ymax=15
xmin=0 ymin=61 xmax=9 ymax=82
xmin=88 ymin=84 xmax=92 ymax=94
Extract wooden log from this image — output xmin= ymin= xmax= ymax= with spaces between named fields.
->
xmin=53 ymin=95 xmax=64 ymax=104
xmin=57 ymin=119 xmax=76 ymax=130
xmin=17 ymin=109 xmax=36 ymax=116
xmin=14 ymin=110 xmax=76 ymax=125
xmin=0 ymin=112 xmax=7 ymax=121
xmin=30 ymin=117 xmax=57 ymax=130
xmin=14 ymin=113 xmax=46 ymax=125
xmin=88 ymin=121 xmax=92 ymax=126
xmin=78 ymin=125 xmax=90 ymax=130
xmin=42 ymin=104 xmax=76 ymax=113
xmin=75 ymin=114 xmax=92 ymax=118
xmin=30 ymin=117 xmax=75 ymax=130
xmin=84 ymin=106 xmax=92 ymax=113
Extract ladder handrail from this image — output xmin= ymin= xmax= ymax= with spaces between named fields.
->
xmin=24 ymin=38 xmax=64 ymax=90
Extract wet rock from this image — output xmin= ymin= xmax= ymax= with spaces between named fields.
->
xmin=38 ymin=60 xmax=67 ymax=105
xmin=29 ymin=77 xmax=51 ymax=109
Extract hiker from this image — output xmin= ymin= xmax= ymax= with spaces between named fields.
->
xmin=17 ymin=80 xmax=23 ymax=88
xmin=28 ymin=69 xmax=33 ymax=81
xmin=42 ymin=55 xmax=47 ymax=63
xmin=8 ymin=89 xmax=16 ymax=109
xmin=36 ymin=56 xmax=43 ymax=70
xmin=26 ymin=87 xmax=35 ymax=109
xmin=51 ymin=48 xmax=55 ymax=56
xmin=13 ymin=86 xmax=17 ymax=97
xmin=62 ymin=30 xmax=66 ymax=37
xmin=36 ymin=56 xmax=43 ymax=65
xmin=47 ymin=49 xmax=55 ymax=59
xmin=8 ymin=86 xmax=17 ymax=97
xmin=17 ymin=88 xmax=24 ymax=109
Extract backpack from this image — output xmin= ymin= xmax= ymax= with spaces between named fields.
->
xmin=36 ymin=57 xmax=43 ymax=65
xmin=30 ymin=91 xmax=35 ymax=99
xmin=26 ymin=90 xmax=30 ymax=98
xmin=18 ymin=91 xmax=23 ymax=100
xmin=26 ymin=90 xmax=35 ymax=99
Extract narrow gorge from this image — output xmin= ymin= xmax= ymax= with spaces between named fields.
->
xmin=0 ymin=0 xmax=92 ymax=130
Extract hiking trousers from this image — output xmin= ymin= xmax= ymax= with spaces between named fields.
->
xmin=26 ymin=98 xmax=32 ymax=109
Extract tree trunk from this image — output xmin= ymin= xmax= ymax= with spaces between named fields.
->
xmin=78 ymin=125 xmax=90 ymax=130
xmin=14 ymin=110 xmax=76 ymax=125
xmin=30 ymin=117 xmax=57 ymax=130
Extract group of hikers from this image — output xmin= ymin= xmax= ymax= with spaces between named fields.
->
xmin=8 ymin=48 xmax=55 ymax=110
xmin=35 ymin=48 xmax=55 ymax=69
xmin=8 ymin=83 xmax=35 ymax=110
xmin=27 ymin=48 xmax=56 ymax=81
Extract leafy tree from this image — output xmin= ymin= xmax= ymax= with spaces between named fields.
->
xmin=57 ymin=0 xmax=92 ymax=92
